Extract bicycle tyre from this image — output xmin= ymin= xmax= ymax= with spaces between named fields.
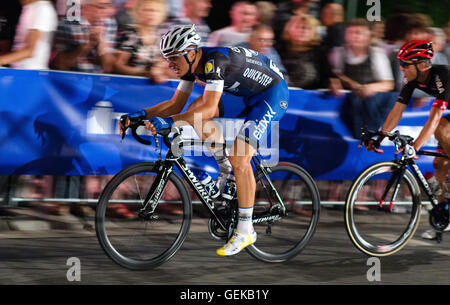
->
xmin=345 ymin=161 xmax=422 ymax=257
xmin=95 ymin=162 xmax=192 ymax=270
xmin=246 ymin=162 xmax=320 ymax=263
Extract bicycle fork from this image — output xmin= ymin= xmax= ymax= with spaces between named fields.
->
xmin=138 ymin=161 xmax=173 ymax=220
xmin=379 ymin=166 xmax=406 ymax=212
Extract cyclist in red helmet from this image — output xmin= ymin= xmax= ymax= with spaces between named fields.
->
xmin=365 ymin=40 xmax=450 ymax=235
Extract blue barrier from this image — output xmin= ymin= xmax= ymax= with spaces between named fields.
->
xmin=0 ymin=68 xmax=444 ymax=179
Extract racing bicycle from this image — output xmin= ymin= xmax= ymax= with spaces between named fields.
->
xmin=95 ymin=119 xmax=321 ymax=270
xmin=345 ymin=127 xmax=449 ymax=257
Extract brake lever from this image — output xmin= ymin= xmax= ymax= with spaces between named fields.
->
xmin=120 ymin=117 xmax=128 ymax=143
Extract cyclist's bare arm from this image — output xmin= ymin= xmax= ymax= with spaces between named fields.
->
xmin=171 ymin=90 xmax=222 ymax=126
xmin=143 ymin=88 xmax=191 ymax=119
xmin=119 ymin=87 xmax=190 ymax=134
xmin=381 ymin=102 xmax=407 ymax=133
xmin=364 ymin=101 xmax=406 ymax=152
xmin=412 ymin=106 xmax=444 ymax=150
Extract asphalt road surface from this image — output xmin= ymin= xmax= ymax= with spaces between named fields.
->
xmin=0 ymin=207 xmax=449 ymax=286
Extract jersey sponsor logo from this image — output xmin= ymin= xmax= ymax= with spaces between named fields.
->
xmin=432 ymin=99 xmax=448 ymax=111
xmin=246 ymin=58 xmax=263 ymax=66
xmin=253 ymin=101 xmax=277 ymax=140
xmin=180 ymin=163 xmax=214 ymax=209
xmin=269 ymin=60 xmax=284 ymax=79
xmin=205 ymin=60 xmax=214 ymax=74
xmin=436 ymin=75 xmax=445 ymax=94
xmin=230 ymin=47 xmax=258 ymax=57
xmin=243 ymin=68 xmax=273 ymax=86
xmin=225 ymin=81 xmax=240 ymax=93
xmin=205 ymin=79 xmax=224 ymax=92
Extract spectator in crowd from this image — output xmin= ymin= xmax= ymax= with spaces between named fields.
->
xmin=369 ymin=20 xmax=386 ymax=48
xmin=0 ymin=0 xmax=57 ymax=69
xmin=278 ymin=14 xmax=339 ymax=92
xmin=387 ymin=15 xmax=428 ymax=92
xmin=0 ymin=1 xmax=22 ymax=55
xmin=320 ymin=3 xmax=345 ymax=52
xmin=329 ymin=18 xmax=395 ymax=138
xmin=51 ymin=0 xmax=117 ymax=73
xmin=115 ymin=0 xmax=137 ymax=30
xmin=235 ymin=24 xmax=287 ymax=80
xmin=272 ymin=0 xmax=319 ymax=46
xmin=384 ymin=13 xmax=412 ymax=55
xmin=444 ymin=21 xmax=450 ymax=62
xmin=161 ymin=0 xmax=211 ymax=46
xmin=428 ymin=27 xmax=449 ymax=65
xmin=114 ymin=0 xmax=170 ymax=83
xmin=165 ymin=0 xmax=184 ymax=20
xmin=207 ymin=1 xmax=258 ymax=47
xmin=254 ymin=1 xmax=276 ymax=26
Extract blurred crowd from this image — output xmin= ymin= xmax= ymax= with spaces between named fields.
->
xmin=0 ymin=0 xmax=450 ymax=215
xmin=1 ymin=0 xmax=448 ymax=88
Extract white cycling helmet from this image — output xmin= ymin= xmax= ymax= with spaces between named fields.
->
xmin=160 ymin=24 xmax=201 ymax=58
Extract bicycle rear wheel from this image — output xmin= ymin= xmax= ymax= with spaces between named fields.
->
xmin=246 ymin=163 xmax=320 ymax=262
xmin=345 ymin=161 xmax=422 ymax=256
xmin=95 ymin=162 xmax=192 ymax=270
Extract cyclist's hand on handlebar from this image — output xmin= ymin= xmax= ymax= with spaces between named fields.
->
xmin=397 ymin=144 xmax=419 ymax=160
xmin=119 ymin=110 xmax=147 ymax=136
xmin=146 ymin=116 xmax=174 ymax=135
xmin=145 ymin=121 xmax=156 ymax=135
xmin=361 ymin=139 xmax=384 ymax=153
xmin=119 ymin=115 xmax=130 ymax=137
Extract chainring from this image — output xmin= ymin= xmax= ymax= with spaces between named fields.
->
xmin=429 ymin=202 xmax=450 ymax=231
xmin=208 ymin=200 xmax=237 ymax=240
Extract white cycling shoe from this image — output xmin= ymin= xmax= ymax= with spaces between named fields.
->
xmin=421 ymin=225 xmax=450 ymax=240
xmin=216 ymin=230 xmax=257 ymax=256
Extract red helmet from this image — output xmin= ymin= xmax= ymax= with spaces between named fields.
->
xmin=397 ymin=40 xmax=434 ymax=62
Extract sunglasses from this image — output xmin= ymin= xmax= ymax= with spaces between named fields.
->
xmin=399 ymin=61 xmax=416 ymax=68
xmin=164 ymin=49 xmax=196 ymax=63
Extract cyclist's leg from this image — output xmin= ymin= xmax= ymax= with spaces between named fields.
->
xmin=187 ymin=97 xmax=232 ymax=178
xmin=433 ymin=146 xmax=450 ymax=203
xmin=229 ymin=137 xmax=256 ymax=210
xmin=216 ymin=138 xmax=257 ymax=256
xmin=434 ymin=114 xmax=450 ymax=200
xmin=216 ymin=81 xmax=289 ymax=256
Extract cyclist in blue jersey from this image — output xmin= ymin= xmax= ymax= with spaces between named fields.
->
xmin=119 ymin=24 xmax=289 ymax=256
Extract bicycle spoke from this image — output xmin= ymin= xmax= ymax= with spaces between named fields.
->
xmin=96 ymin=163 xmax=191 ymax=269
xmin=345 ymin=162 xmax=421 ymax=256
xmin=247 ymin=163 xmax=320 ymax=262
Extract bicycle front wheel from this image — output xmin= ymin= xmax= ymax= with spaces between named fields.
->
xmin=345 ymin=161 xmax=422 ymax=256
xmin=95 ymin=162 xmax=192 ymax=270
xmin=246 ymin=163 xmax=320 ymax=263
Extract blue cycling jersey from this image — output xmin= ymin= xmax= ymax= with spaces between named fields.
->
xmin=180 ymin=46 xmax=289 ymax=148
xmin=182 ymin=46 xmax=285 ymax=97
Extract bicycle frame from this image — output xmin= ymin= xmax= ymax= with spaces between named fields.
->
xmin=137 ymin=132 xmax=286 ymax=232
xmin=411 ymin=150 xmax=449 ymax=207
xmin=381 ymin=150 xmax=449 ymax=210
